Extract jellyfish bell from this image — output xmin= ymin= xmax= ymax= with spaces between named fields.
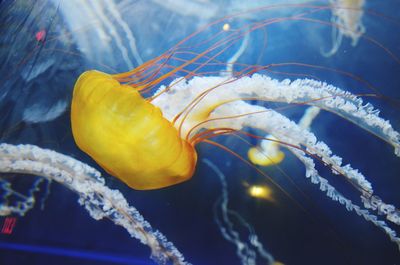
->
xmin=71 ymin=70 xmax=197 ymax=190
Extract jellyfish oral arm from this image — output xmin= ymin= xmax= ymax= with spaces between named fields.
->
xmin=154 ymin=74 xmax=400 ymax=156
xmin=0 ymin=144 xmax=189 ymax=265
xmin=151 ymin=74 xmax=400 ymax=248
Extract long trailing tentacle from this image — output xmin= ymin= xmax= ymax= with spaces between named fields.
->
xmin=204 ymin=158 xmax=275 ymax=265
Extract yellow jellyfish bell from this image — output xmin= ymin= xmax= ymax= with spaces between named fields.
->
xmin=71 ymin=70 xmax=197 ymax=190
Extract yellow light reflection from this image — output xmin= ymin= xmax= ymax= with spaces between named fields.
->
xmin=248 ymin=185 xmax=274 ymax=201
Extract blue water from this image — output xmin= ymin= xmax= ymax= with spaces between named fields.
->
xmin=0 ymin=1 xmax=399 ymax=264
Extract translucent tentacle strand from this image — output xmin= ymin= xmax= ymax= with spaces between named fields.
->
xmin=108 ymin=0 xmax=143 ymax=65
xmin=0 ymin=143 xmax=189 ymax=265
xmin=322 ymin=18 xmax=343 ymax=57
xmin=89 ymin=1 xmax=134 ymax=69
xmin=204 ymin=159 xmax=275 ymax=265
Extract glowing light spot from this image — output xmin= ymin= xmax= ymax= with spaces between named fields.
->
xmin=222 ymin=23 xmax=230 ymax=31
xmin=248 ymin=185 xmax=274 ymax=201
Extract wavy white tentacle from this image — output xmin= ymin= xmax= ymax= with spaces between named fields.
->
xmin=0 ymin=143 xmax=189 ymax=265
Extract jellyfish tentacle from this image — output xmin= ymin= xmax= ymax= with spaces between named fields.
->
xmin=361 ymin=195 xmax=400 ymax=225
xmin=322 ymin=16 xmax=343 ymax=57
xmin=290 ymin=148 xmax=400 ymax=249
xmin=204 ymin=159 xmax=275 ymax=265
xmin=0 ymin=144 xmax=189 ymax=265
xmin=0 ymin=177 xmax=45 ymax=216
xmin=89 ymin=1 xmax=134 ymax=69
xmin=107 ymin=1 xmax=143 ymax=66
xmin=298 ymin=106 xmax=321 ymax=130
xmin=224 ymin=29 xmax=250 ymax=77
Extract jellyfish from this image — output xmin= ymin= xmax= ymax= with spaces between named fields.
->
xmin=323 ymin=0 xmax=366 ymax=56
xmin=1 ymin=1 xmax=400 ymax=265
xmin=69 ymin=1 xmax=400 ymax=255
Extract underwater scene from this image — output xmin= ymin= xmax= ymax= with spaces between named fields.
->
xmin=0 ymin=0 xmax=400 ymax=264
